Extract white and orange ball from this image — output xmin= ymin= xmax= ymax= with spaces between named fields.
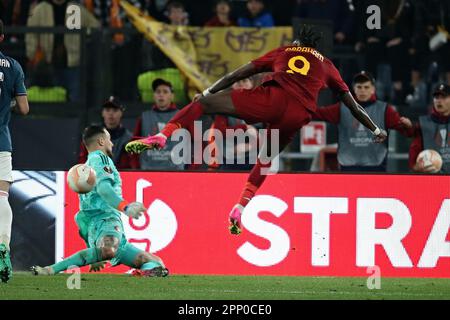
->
xmin=67 ymin=164 xmax=96 ymax=194
xmin=416 ymin=149 xmax=443 ymax=173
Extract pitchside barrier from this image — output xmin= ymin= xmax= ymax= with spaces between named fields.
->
xmin=11 ymin=170 xmax=449 ymax=278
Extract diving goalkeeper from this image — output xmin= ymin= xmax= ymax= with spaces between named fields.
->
xmin=32 ymin=125 xmax=168 ymax=277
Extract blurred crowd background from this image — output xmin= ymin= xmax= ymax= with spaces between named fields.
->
xmin=1 ymin=0 xmax=449 ymax=173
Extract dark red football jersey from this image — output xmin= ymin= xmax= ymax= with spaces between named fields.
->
xmin=251 ymin=45 xmax=349 ymax=113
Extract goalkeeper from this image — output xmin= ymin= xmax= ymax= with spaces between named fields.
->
xmin=32 ymin=125 xmax=168 ymax=277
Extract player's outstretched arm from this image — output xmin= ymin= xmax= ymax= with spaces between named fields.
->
xmin=96 ymin=180 xmax=146 ymax=219
xmin=201 ymin=62 xmax=259 ymax=97
xmin=338 ymin=91 xmax=387 ymax=143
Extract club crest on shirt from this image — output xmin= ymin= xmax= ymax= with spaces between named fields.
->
xmin=103 ymin=166 xmax=113 ymax=174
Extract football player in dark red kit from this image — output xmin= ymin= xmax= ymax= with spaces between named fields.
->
xmin=126 ymin=26 xmax=388 ymax=235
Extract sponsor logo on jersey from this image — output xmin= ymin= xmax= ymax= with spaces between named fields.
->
xmin=103 ymin=166 xmax=113 ymax=174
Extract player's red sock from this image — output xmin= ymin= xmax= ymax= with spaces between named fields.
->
xmin=238 ymin=160 xmax=271 ymax=207
xmin=161 ymin=101 xmax=204 ymax=138
xmin=238 ymin=183 xmax=258 ymax=207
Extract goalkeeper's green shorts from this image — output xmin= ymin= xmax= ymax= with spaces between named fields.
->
xmin=87 ymin=216 xmax=128 ymax=266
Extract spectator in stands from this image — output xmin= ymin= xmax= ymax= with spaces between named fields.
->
xmin=0 ymin=0 xmax=37 ymax=27
xmin=132 ymin=78 xmax=188 ymax=170
xmin=79 ymin=96 xmax=134 ymax=169
xmin=205 ymin=0 xmax=236 ymax=27
xmin=83 ymin=0 xmax=142 ymax=100
xmin=207 ymin=77 xmax=259 ymax=171
xmin=405 ymin=0 xmax=431 ymax=110
xmin=413 ymin=0 xmax=450 ymax=87
xmin=141 ymin=1 xmax=190 ymax=71
xmin=1 ymin=1 xmax=38 ymax=67
xmin=83 ymin=0 xmax=142 ymax=30
xmin=294 ymin=0 xmax=355 ymax=45
xmin=166 ymin=1 xmax=189 ymax=26
xmin=27 ymin=61 xmax=67 ymax=102
xmin=140 ymin=0 xmax=171 ymax=22
xmin=354 ymin=0 xmax=414 ymax=105
xmin=409 ymin=84 xmax=450 ymax=173
xmin=25 ymin=0 xmax=99 ymax=102
xmin=313 ymin=71 xmax=413 ymax=172
xmin=238 ymin=0 xmax=274 ymax=28
xmin=140 ymin=0 xmax=189 ymax=25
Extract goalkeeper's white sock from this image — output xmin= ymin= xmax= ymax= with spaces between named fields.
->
xmin=0 ymin=191 xmax=12 ymax=251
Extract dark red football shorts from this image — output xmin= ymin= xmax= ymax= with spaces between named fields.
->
xmin=230 ymin=81 xmax=313 ymax=134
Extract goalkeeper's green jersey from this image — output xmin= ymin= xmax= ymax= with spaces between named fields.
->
xmin=79 ymin=150 xmax=123 ymax=221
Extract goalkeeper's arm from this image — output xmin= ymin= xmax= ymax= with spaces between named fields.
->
xmin=96 ymin=180 xmax=146 ymax=219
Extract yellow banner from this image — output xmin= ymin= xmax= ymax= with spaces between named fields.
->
xmin=121 ymin=1 xmax=293 ymax=92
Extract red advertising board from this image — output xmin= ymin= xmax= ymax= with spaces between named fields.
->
xmin=64 ymin=172 xmax=450 ymax=278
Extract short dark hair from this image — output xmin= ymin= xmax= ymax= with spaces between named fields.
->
xmin=353 ymin=71 xmax=376 ymax=85
xmin=215 ymin=0 xmax=231 ymax=6
xmin=293 ymin=25 xmax=322 ymax=49
xmin=152 ymin=78 xmax=173 ymax=92
xmin=433 ymin=83 xmax=450 ymax=97
xmin=167 ymin=1 xmax=185 ymax=12
xmin=82 ymin=124 xmax=107 ymax=147
xmin=102 ymin=96 xmax=125 ymax=111
xmin=0 ymin=19 xmax=4 ymax=36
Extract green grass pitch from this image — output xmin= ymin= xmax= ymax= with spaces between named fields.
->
xmin=1 ymin=273 xmax=449 ymax=300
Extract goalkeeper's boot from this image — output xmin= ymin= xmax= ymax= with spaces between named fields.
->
xmin=31 ymin=265 xmax=54 ymax=276
xmin=0 ymin=244 xmax=12 ymax=283
xmin=140 ymin=266 xmax=169 ymax=278
xmin=125 ymin=134 xmax=167 ymax=154
xmin=229 ymin=204 xmax=244 ymax=235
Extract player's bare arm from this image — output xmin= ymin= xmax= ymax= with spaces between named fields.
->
xmin=195 ymin=62 xmax=259 ymax=100
xmin=338 ymin=91 xmax=387 ymax=143
xmin=127 ymin=61 xmax=262 ymax=154
xmin=12 ymin=95 xmax=29 ymax=115
xmin=205 ymin=62 xmax=259 ymax=95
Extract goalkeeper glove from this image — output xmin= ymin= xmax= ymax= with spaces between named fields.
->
xmin=124 ymin=202 xmax=147 ymax=219
xmin=89 ymin=261 xmax=107 ymax=272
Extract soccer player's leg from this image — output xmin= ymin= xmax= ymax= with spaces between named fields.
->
xmin=125 ymin=91 xmax=238 ymax=154
xmin=31 ymin=245 xmax=104 ymax=275
xmin=0 ymin=152 xmax=14 ymax=283
xmin=229 ymin=99 xmax=313 ymax=235
xmin=229 ymin=128 xmax=296 ymax=235
xmin=116 ymin=242 xmax=169 ymax=277
xmin=0 ymin=181 xmax=13 ymax=283
xmin=31 ymin=219 xmax=119 ymax=275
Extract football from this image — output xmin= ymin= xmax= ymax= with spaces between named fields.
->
xmin=67 ymin=164 xmax=97 ymax=194
xmin=416 ymin=149 xmax=443 ymax=173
